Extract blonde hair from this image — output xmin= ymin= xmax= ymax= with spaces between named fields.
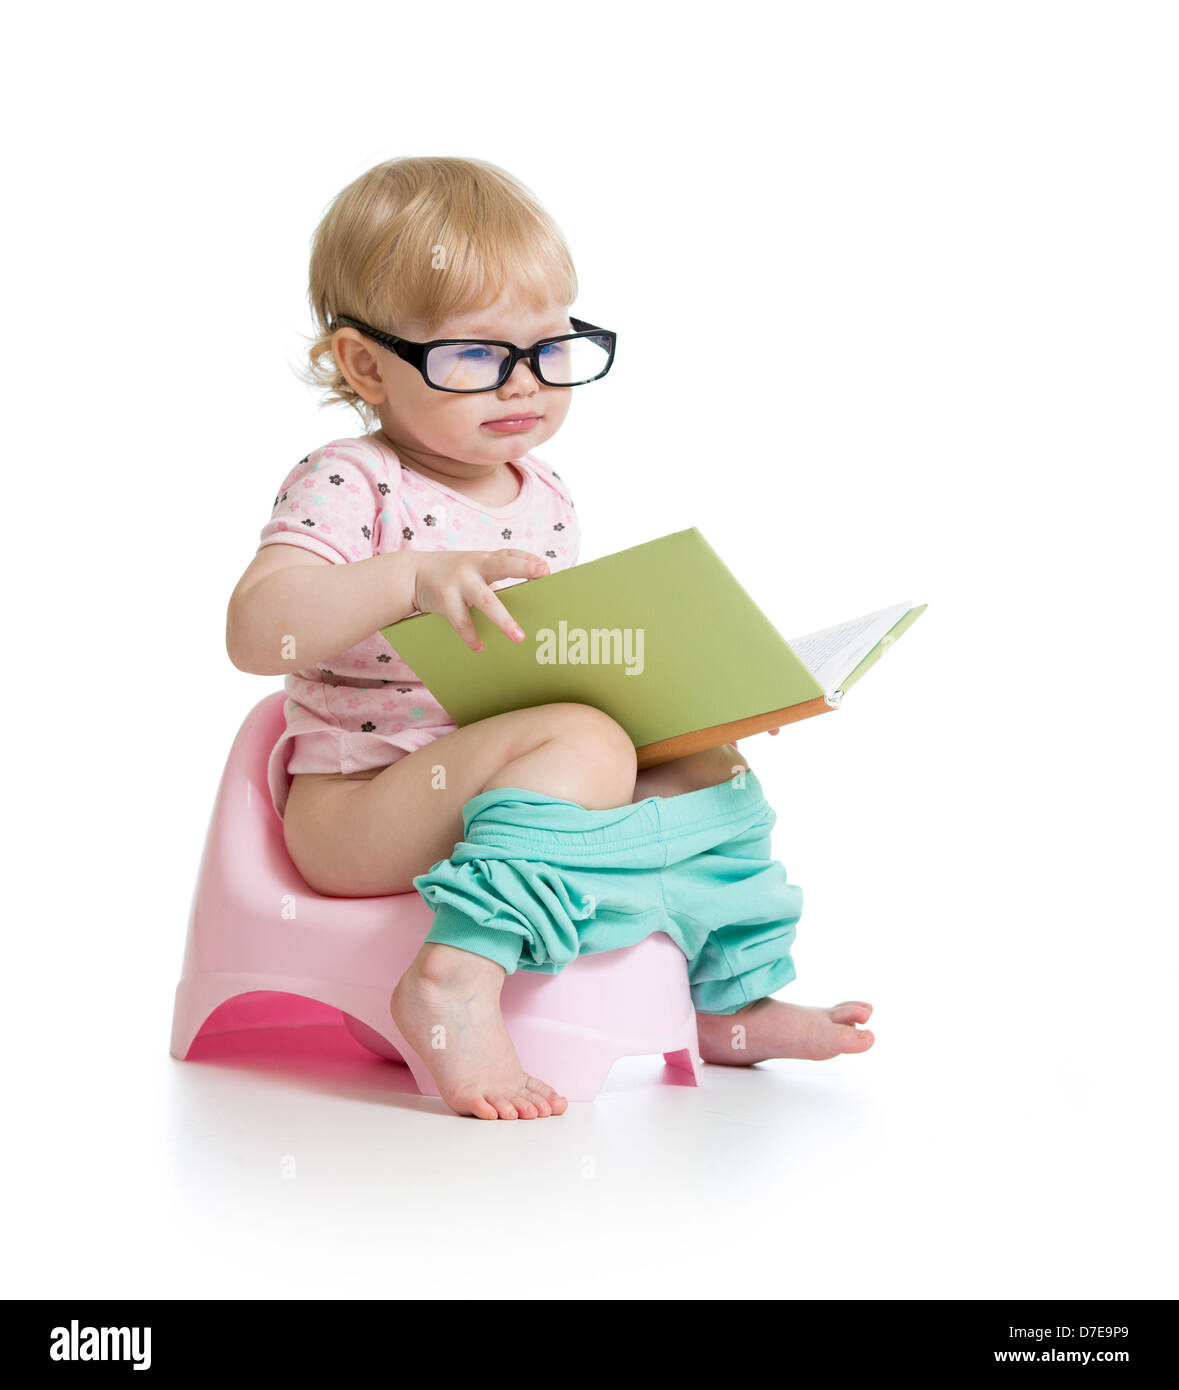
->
xmin=296 ymin=156 xmax=579 ymax=430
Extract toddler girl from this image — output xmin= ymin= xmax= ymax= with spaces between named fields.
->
xmin=226 ymin=156 xmax=874 ymax=1121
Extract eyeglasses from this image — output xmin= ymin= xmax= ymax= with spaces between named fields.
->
xmin=328 ymin=313 xmax=617 ymax=393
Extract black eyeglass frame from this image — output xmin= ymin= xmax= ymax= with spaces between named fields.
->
xmin=328 ymin=313 xmax=617 ymax=393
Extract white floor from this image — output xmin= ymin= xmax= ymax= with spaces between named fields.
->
xmin=6 ymin=937 xmax=1172 ymax=1301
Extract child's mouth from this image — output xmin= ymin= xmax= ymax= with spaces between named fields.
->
xmin=481 ymin=415 xmax=542 ymax=434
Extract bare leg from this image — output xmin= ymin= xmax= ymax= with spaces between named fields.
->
xmin=284 ymin=702 xmax=637 ymax=898
xmin=283 ymin=702 xmax=637 ymax=1119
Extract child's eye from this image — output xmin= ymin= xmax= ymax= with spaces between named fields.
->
xmin=457 ymin=345 xmax=493 ymax=361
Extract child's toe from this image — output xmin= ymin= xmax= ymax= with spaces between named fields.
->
xmin=511 ymin=1090 xmax=540 ymax=1119
xmin=487 ymin=1091 xmax=520 ymax=1120
xmin=528 ymin=1078 xmax=568 ymax=1114
xmin=462 ymin=1089 xmax=501 ymax=1121
xmin=523 ymin=1088 xmax=553 ymax=1117
xmin=831 ymin=1002 xmax=872 ymax=1025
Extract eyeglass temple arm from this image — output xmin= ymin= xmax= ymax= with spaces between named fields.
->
xmin=333 ymin=312 xmax=608 ymax=344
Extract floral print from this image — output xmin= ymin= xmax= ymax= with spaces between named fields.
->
xmin=256 ymin=433 xmax=581 ymax=820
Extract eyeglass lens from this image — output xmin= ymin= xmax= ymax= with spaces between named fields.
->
xmin=424 ymin=334 xmax=611 ymax=390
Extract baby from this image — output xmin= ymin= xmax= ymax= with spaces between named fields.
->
xmin=226 ymin=156 xmax=874 ymax=1120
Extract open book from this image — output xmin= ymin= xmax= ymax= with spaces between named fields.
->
xmin=786 ymin=599 xmax=927 ymax=707
xmin=380 ymin=528 xmax=926 ymax=769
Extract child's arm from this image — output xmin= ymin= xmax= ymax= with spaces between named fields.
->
xmin=227 ymin=542 xmax=550 ymax=676
xmin=226 ymin=544 xmax=421 ymax=676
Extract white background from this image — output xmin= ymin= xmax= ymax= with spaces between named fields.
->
xmin=4 ymin=0 xmax=1175 ymax=1301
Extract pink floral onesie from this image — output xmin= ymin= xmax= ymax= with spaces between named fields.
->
xmin=255 ymin=433 xmax=581 ymax=820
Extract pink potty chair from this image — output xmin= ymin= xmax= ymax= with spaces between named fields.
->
xmin=170 ymin=691 xmax=702 ymax=1103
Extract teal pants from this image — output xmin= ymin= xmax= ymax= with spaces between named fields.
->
xmin=412 ymin=767 xmax=801 ymax=1015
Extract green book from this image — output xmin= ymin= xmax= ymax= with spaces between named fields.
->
xmin=380 ymin=528 xmax=926 ymax=767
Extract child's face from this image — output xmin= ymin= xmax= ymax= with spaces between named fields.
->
xmin=340 ymin=295 xmax=576 ymax=470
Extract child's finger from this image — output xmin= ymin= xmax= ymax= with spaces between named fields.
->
xmin=481 ymin=549 xmax=549 ymax=582
xmin=439 ymin=595 xmax=486 ymax=653
xmin=468 ymin=582 xmax=527 ymax=646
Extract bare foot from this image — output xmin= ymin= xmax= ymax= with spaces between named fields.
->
xmin=696 ymin=998 xmax=875 ymax=1065
xmin=390 ymin=943 xmax=569 ymax=1120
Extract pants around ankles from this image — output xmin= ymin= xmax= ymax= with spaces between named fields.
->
xmin=411 ymin=767 xmax=802 ymax=1016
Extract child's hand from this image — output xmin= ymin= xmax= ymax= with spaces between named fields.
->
xmin=412 ymin=549 xmax=550 ymax=653
xmin=768 ymin=727 xmax=780 ymax=735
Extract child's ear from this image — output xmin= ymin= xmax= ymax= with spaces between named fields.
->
xmin=333 ymin=329 xmax=388 ymax=405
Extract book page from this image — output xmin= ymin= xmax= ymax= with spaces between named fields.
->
xmin=788 ymin=602 xmax=912 ymax=694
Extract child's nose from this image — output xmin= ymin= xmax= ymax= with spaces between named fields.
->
xmin=502 ymin=358 xmax=540 ymax=390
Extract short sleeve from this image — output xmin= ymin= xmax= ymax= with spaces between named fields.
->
xmin=526 ymin=451 xmax=581 ymax=567
xmin=256 ymin=439 xmax=400 ymax=564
